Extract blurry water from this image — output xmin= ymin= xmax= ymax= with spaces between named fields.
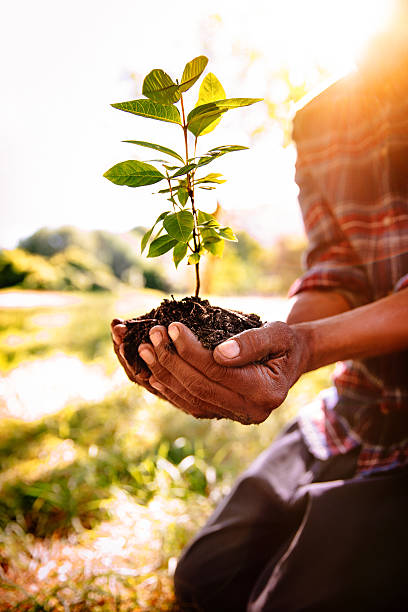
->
xmin=0 ymin=354 xmax=127 ymax=421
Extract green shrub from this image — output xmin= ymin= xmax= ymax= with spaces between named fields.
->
xmin=0 ymin=249 xmax=60 ymax=290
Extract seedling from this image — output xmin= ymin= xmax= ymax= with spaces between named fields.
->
xmin=104 ymin=56 xmax=262 ymax=297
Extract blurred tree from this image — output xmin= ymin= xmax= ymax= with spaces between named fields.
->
xmin=9 ymin=226 xmax=174 ymax=292
xmin=19 ymin=226 xmax=94 ymax=257
xmin=0 ymin=249 xmax=59 ymax=290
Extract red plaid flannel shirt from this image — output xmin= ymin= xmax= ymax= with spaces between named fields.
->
xmin=289 ymin=61 xmax=408 ymax=476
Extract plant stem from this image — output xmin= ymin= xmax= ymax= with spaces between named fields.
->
xmin=165 ymin=173 xmax=176 ymax=209
xmin=180 ymin=93 xmax=201 ymax=298
xmin=180 ymin=94 xmax=189 ymax=165
xmin=195 ymin=261 xmax=200 ymax=298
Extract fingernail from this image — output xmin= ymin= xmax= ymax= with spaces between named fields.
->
xmin=139 ymin=347 xmax=155 ymax=365
xmin=168 ymin=324 xmax=179 ymax=342
xmin=151 ymin=380 xmax=165 ymax=393
xmin=150 ymin=330 xmax=162 ymax=347
xmin=217 ymin=339 xmax=240 ymax=359
xmin=119 ymin=344 xmax=126 ymax=360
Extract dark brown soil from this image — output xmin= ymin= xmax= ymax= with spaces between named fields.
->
xmin=123 ymin=296 xmax=263 ymax=372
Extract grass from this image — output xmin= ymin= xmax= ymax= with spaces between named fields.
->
xmin=0 ymin=289 xmax=333 ymax=610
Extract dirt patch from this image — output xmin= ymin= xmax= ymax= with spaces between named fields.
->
xmin=123 ymin=296 xmax=263 ymax=371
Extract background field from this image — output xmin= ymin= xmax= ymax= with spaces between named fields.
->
xmin=0 ymin=288 xmax=333 ymax=610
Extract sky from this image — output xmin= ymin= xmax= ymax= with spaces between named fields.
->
xmin=1 ymin=0 xmax=393 ymax=248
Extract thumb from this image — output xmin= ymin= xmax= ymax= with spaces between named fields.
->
xmin=213 ymin=321 xmax=290 ymax=366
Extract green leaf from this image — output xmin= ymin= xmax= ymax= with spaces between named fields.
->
xmin=197 ymin=218 xmax=220 ymax=228
xmin=173 ymin=242 xmax=188 ymax=268
xmin=142 ymin=69 xmax=180 ymax=104
xmin=197 ymin=210 xmax=216 ymax=224
xmin=209 ymin=145 xmax=249 ymax=153
xmin=197 ymin=211 xmax=222 ymax=248
xmin=111 ymin=99 xmax=182 ymax=125
xmin=195 ymin=73 xmax=226 ymax=135
xmin=164 ymin=211 xmax=194 ymax=243
xmin=203 ymin=238 xmax=224 ymax=257
xmin=195 ymin=155 xmax=214 ymax=167
xmin=194 ymin=173 xmax=226 ymax=185
xmin=171 ymin=163 xmax=197 ymax=178
xmin=201 ymin=233 xmax=221 ymax=243
xmin=188 ymin=252 xmax=201 ymax=265
xmin=148 ymin=234 xmax=178 ymax=257
xmin=217 ymin=226 xmax=238 ymax=241
xmin=187 ymin=98 xmax=262 ymax=137
xmin=178 ymin=187 xmax=189 ymax=206
xmin=141 ymin=211 xmax=171 ymax=254
xmin=196 ymin=72 xmax=226 ymax=105
xmin=141 ymin=228 xmax=153 ymax=254
xmin=214 ymin=97 xmax=263 ymax=109
xmin=103 ymin=160 xmax=165 ymax=187
xmin=123 ymin=140 xmax=184 ymax=163
xmin=180 ymin=56 xmax=208 ymax=93
xmin=191 ymin=145 xmax=248 ymax=169
xmin=187 ymin=104 xmax=228 ymax=137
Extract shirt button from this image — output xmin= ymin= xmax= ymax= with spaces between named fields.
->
xmin=383 ymin=216 xmax=392 ymax=227
xmin=380 ymin=145 xmax=387 ymax=157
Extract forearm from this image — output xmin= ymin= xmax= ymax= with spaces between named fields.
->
xmin=291 ymin=288 xmax=408 ymax=373
xmin=286 ymin=290 xmax=352 ymax=324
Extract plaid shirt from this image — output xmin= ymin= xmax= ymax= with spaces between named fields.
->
xmin=289 ymin=58 xmax=408 ymax=476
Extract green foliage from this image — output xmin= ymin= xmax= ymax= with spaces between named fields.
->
xmin=195 ymin=73 xmax=226 ymax=134
xmin=0 ymin=249 xmax=58 ymax=290
xmin=123 ymin=140 xmax=185 ymax=164
xmin=111 ymin=99 xmax=182 ymax=125
xmin=6 ymin=226 xmax=176 ymax=293
xmin=103 ymin=160 xmax=165 ymax=187
xmin=104 ymin=56 xmax=262 ymax=297
xmin=0 ymin=247 xmax=118 ymax=292
xmin=180 ymin=56 xmax=208 ymax=93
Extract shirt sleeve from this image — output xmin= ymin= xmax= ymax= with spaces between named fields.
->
xmin=288 ymin=110 xmax=372 ymax=308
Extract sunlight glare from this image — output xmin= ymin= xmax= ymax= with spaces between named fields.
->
xmin=256 ymin=0 xmax=394 ymax=80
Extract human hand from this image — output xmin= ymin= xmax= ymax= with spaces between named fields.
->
xmin=110 ymin=318 xmax=167 ymax=400
xmin=133 ymin=320 xmax=309 ymax=424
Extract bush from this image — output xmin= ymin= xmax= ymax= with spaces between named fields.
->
xmin=0 ymin=249 xmax=60 ymax=290
xmin=0 ymin=247 xmax=118 ymax=291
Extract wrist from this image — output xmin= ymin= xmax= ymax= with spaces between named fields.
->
xmin=290 ymin=321 xmax=317 ymax=375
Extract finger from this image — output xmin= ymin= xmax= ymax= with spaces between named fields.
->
xmin=134 ymin=371 xmax=168 ymax=401
xmin=145 ymin=327 xmax=260 ymax=423
xmin=213 ymin=321 xmax=291 ymax=366
xmin=138 ymin=337 xmax=228 ymax=419
xmin=167 ymin=322 xmax=265 ymax=392
xmin=149 ymin=376 xmax=219 ymax=419
xmin=111 ymin=323 xmax=128 ymax=345
xmin=113 ymin=340 xmax=146 ymax=382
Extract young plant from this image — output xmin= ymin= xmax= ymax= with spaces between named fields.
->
xmin=104 ymin=56 xmax=262 ymax=297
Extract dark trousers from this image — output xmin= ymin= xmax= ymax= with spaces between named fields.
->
xmin=174 ymin=423 xmax=408 ymax=611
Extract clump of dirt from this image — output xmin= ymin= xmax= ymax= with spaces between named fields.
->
xmin=123 ymin=296 xmax=263 ymax=372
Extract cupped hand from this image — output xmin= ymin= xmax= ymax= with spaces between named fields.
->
xmin=126 ymin=320 xmax=309 ymax=425
xmin=110 ymin=318 xmax=167 ymax=401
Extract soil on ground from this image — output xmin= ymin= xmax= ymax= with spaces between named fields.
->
xmin=123 ymin=296 xmax=263 ymax=371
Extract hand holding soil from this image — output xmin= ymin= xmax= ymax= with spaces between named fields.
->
xmin=111 ymin=317 xmax=309 ymax=425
